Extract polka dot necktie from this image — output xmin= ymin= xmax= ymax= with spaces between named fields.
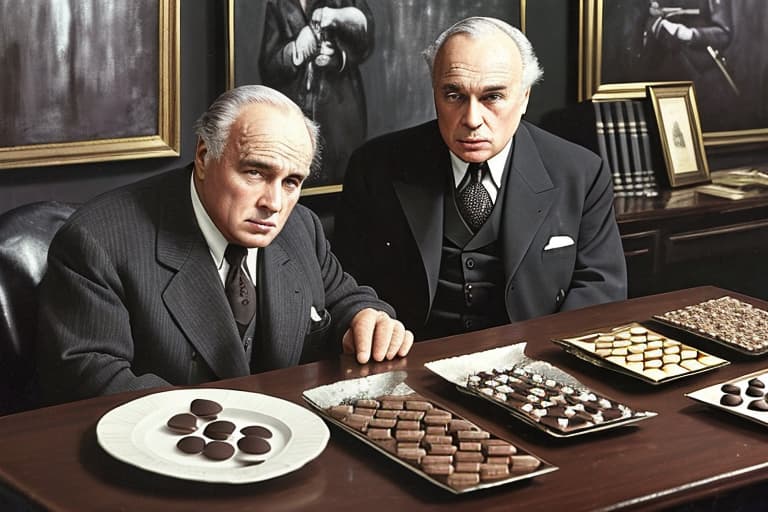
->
xmin=224 ymin=244 xmax=256 ymax=338
xmin=458 ymin=162 xmax=493 ymax=232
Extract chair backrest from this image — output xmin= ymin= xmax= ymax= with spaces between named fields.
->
xmin=0 ymin=201 xmax=77 ymax=415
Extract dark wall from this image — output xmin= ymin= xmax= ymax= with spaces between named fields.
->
xmin=0 ymin=1 xmax=764 ymax=216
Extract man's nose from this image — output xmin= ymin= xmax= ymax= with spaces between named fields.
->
xmin=463 ymin=98 xmax=483 ymax=130
xmin=258 ymin=181 xmax=282 ymax=212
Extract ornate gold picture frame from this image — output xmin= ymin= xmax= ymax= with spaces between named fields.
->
xmin=579 ymin=0 xmax=768 ymax=148
xmin=0 ymin=0 xmax=180 ymax=170
xmin=648 ymin=83 xmax=709 ymax=187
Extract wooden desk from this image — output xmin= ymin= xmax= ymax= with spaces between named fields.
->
xmin=615 ymin=184 xmax=768 ymax=300
xmin=2 ymin=287 xmax=767 ymax=511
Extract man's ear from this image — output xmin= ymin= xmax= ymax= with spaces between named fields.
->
xmin=193 ymin=139 xmax=208 ymax=179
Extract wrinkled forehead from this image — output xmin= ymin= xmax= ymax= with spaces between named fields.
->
xmin=435 ymin=31 xmax=522 ymax=79
xmin=231 ymin=104 xmax=314 ymax=170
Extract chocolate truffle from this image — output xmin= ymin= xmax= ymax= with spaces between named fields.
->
xmin=190 ymin=398 xmax=223 ymax=419
xmin=203 ymin=440 xmax=235 ymax=461
xmin=237 ymin=436 xmax=271 ymax=455
xmin=204 ymin=420 xmax=236 ymax=440
xmin=167 ymin=413 xmax=198 ymax=434
xmin=720 ymin=394 xmax=743 ymax=406
xmin=240 ymin=425 xmax=273 ymax=439
xmin=176 ymin=436 xmax=206 ymax=454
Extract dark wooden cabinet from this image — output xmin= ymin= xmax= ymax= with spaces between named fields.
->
xmin=616 ymin=186 xmax=768 ymax=300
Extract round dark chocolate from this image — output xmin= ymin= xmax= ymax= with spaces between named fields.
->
xmin=748 ymin=399 xmax=768 ymax=411
xmin=745 ymin=386 xmax=764 ymax=397
xmin=203 ymin=440 xmax=235 ymax=461
xmin=176 ymin=436 xmax=205 ymax=454
xmin=720 ymin=394 xmax=743 ymax=406
xmin=748 ymin=378 xmax=766 ymax=389
xmin=721 ymin=384 xmax=741 ymax=395
xmin=167 ymin=413 xmax=198 ymax=434
xmin=240 ymin=425 xmax=273 ymax=439
xmin=191 ymin=398 xmax=223 ymax=419
xmin=204 ymin=420 xmax=236 ymax=440
xmin=237 ymin=436 xmax=271 ymax=455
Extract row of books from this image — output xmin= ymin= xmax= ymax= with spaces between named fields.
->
xmin=593 ymin=100 xmax=659 ymax=198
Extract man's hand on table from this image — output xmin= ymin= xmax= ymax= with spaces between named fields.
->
xmin=342 ymin=308 xmax=414 ymax=364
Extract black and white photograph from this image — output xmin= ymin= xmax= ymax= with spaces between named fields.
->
xmin=228 ymin=0 xmax=522 ymax=193
xmin=582 ymin=0 xmax=768 ymax=146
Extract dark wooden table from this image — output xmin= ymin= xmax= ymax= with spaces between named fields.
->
xmin=2 ymin=286 xmax=768 ymax=512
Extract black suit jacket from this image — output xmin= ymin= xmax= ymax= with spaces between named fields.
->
xmin=36 ymin=166 xmax=392 ymax=403
xmin=334 ymin=120 xmax=627 ymax=339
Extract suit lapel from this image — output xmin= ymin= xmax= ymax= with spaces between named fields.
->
xmin=500 ymin=124 xmax=557 ymax=283
xmin=393 ymin=138 xmax=449 ymax=316
xmin=157 ymin=169 xmax=250 ymax=379
xmin=257 ymin=232 xmax=309 ymax=369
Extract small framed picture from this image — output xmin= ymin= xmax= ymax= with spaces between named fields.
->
xmin=648 ymin=83 xmax=710 ymax=188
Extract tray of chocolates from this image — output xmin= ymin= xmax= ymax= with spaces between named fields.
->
xmin=96 ymin=388 xmax=329 ymax=483
xmin=652 ymin=296 xmax=768 ymax=355
xmin=552 ymin=323 xmax=729 ymax=385
xmin=302 ymin=371 xmax=557 ymax=494
xmin=424 ymin=343 xmax=657 ymax=438
xmin=686 ymin=369 xmax=768 ymax=427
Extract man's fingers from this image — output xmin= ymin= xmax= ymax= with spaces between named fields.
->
xmin=384 ymin=321 xmax=406 ymax=360
xmin=398 ymin=330 xmax=414 ymax=358
xmin=370 ymin=312 xmax=395 ymax=362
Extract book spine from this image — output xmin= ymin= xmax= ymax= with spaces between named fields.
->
xmin=600 ymin=102 xmax=625 ymax=196
xmin=634 ymin=101 xmax=659 ymax=196
xmin=612 ymin=101 xmax=636 ymax=195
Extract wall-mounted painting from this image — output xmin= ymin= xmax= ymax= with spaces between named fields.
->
xmin=0 ymin=0 xmax=179 ymax=170
xmin=228 ymin=0 xmax=523 ymax=195
xmin=580 ymin=0 xmax=768 ymax=148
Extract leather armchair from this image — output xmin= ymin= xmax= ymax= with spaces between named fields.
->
xmin=0 ymin=201 xmax=77 ymax=415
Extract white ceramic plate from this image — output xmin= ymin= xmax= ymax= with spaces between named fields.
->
xmin=96 ymin=388 xmax=329 ymax=484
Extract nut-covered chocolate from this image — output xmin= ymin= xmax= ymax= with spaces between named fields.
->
xmin=655 ymin=296 xmax=768 ymax=354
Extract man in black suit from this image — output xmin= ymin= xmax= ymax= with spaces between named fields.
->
xmin=334 ymin=17 xmax=627 ymax=341
xmin=37 ymin=85 xmax=412 ymax=404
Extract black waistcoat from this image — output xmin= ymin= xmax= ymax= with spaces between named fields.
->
xmin=422 ymin=163 xmax=511 ymax=340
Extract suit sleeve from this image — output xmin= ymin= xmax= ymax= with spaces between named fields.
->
xmin=562 ymin=157 xmax=628 ymax=311
xmin=36 ymin=221 xmax=169 ymax=405
xmin=304 ymin=207 xmax=394 ymax=344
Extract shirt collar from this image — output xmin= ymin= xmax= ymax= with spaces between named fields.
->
xmin=450 ymin=137 xmax=513 ymax=189
xmin=190 ymin=173 xmax=258 ymax=278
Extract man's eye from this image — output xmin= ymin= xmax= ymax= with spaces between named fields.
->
xmin=445 ymin=92 xmax=463 ymax=102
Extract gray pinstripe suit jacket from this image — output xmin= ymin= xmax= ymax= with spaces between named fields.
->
xmin=36 ymin=166 xmax=391 ymax=404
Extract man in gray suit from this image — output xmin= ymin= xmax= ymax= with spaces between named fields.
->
xmin=334 ymin=17 xmax=627 ymax=341
xmin=37 ymin=85 xmax=412 ymax=404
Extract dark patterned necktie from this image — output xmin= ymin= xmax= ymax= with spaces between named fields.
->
xmin=224 ymin=244 xmax=256 ymax=337
xmin=458 ymin=162 xmax=493 ymax=232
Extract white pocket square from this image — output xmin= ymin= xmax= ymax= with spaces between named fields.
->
xmin=544 ymin=235 xmax=575 ymax=251
xmin=310 ymin=306 xmax=322 ymax=322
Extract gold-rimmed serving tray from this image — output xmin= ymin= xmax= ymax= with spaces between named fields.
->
xmin=553 ymin=322 xmax=729 ymax=385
